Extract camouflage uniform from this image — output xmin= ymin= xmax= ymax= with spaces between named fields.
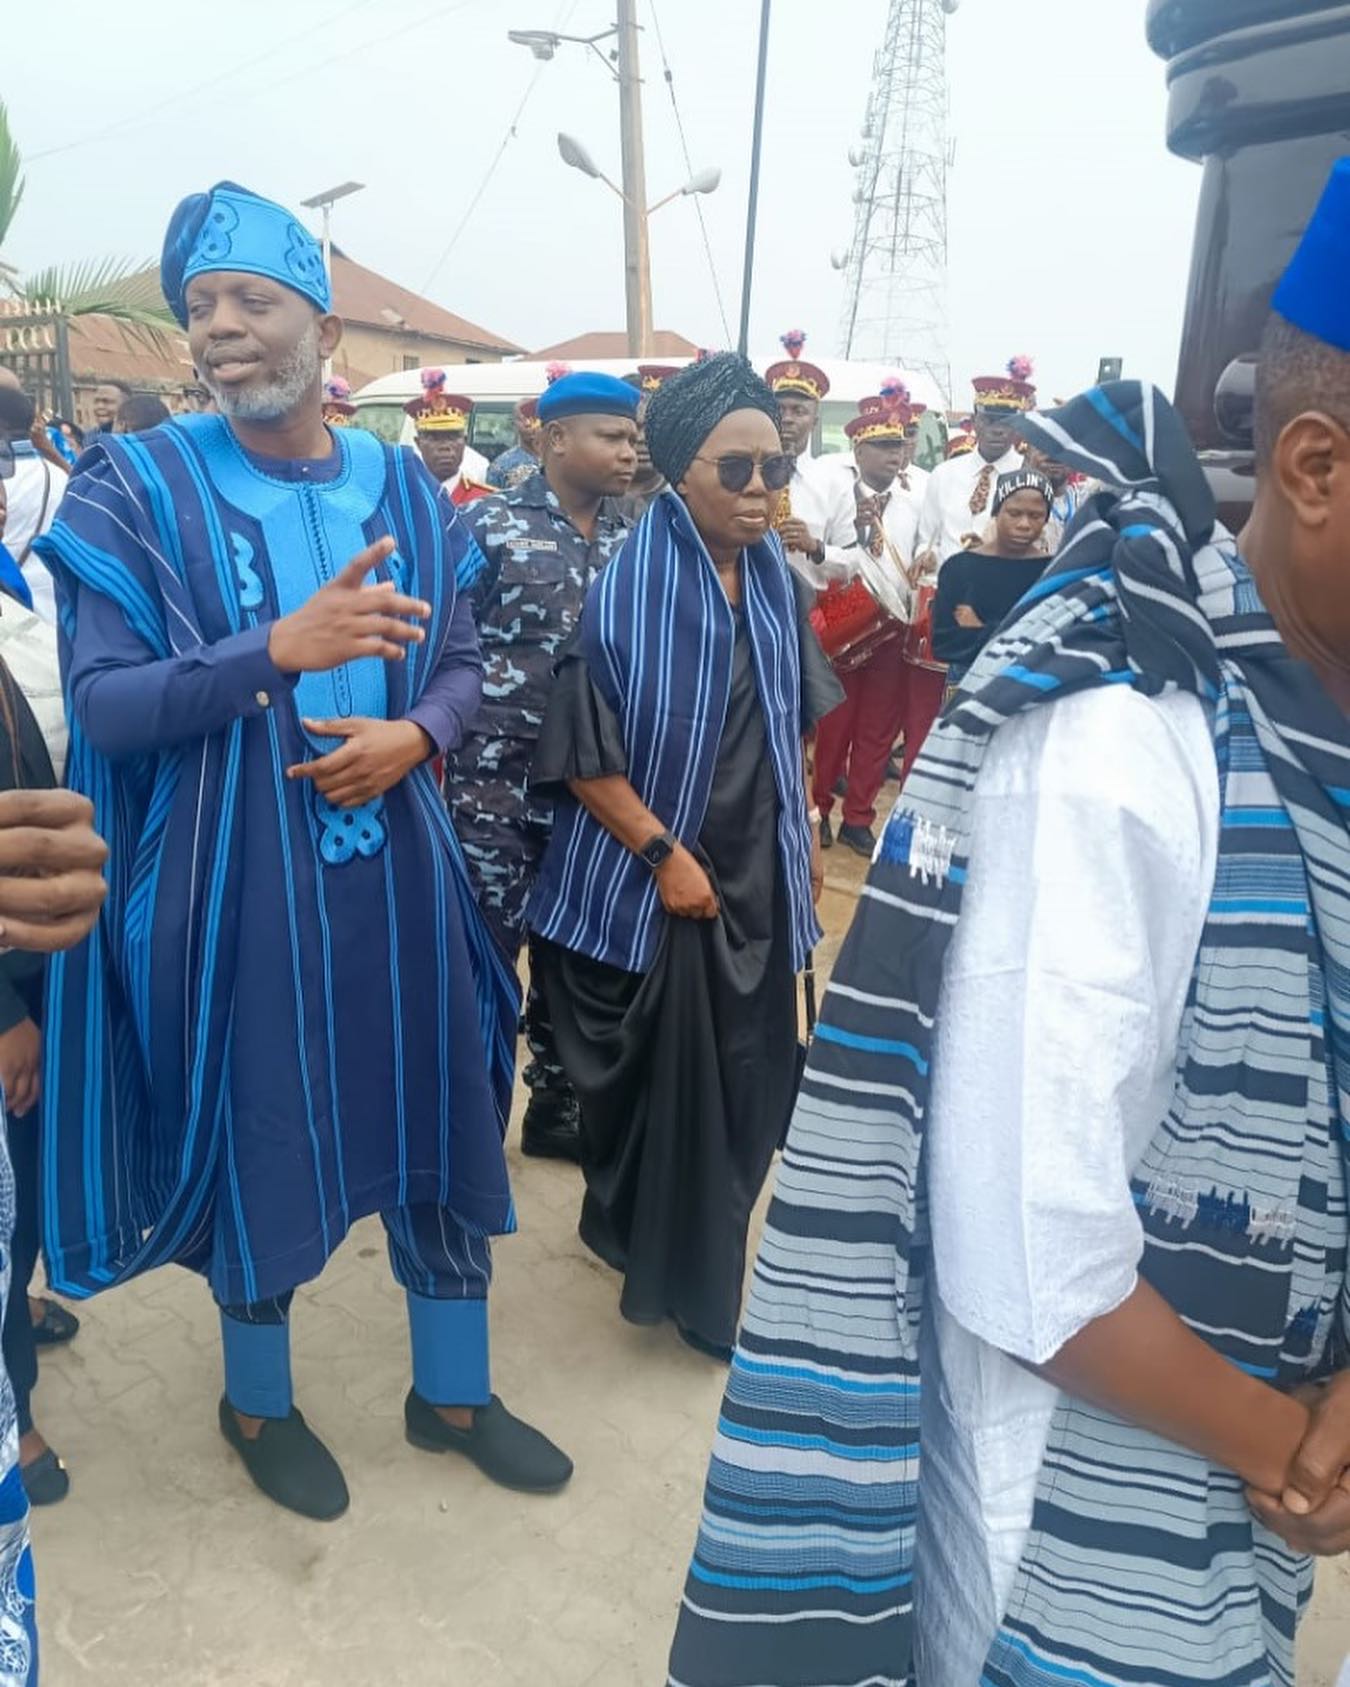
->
xmin=446 ymin=471 xmax=630 ymax=1104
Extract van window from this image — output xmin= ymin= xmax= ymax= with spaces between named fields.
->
xmin=469 ymin=403 xmax=517 ymax=461
xmin=351 ymin=402 xmax=406 ymax=445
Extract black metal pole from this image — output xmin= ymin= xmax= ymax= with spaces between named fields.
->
xmin=737 ymin=0 xmax=772 ymax=356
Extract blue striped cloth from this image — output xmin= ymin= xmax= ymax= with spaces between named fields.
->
xmin=529 ymin=487 xmax=819 ymax=975
xmin=34 ymin=417 xmax=520 ymax=1307
xmin=669 ymin=382 xmax=1350 ymax=1687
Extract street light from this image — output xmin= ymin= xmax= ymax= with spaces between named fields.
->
xmin=300 ymin=180 xmax=366 ymax=283
xmin=557 ymin=132 xmax=720 ymax=214
xmin=512 ymin=5 xmax=685 ymax=356
xmin=301 ymin=181 xmax=365 ymax=382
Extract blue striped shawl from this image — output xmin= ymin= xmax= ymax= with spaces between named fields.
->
xmin=669 ymin=383 xmax=1350 ymax=1687
xmin=34 ymin=417 xmax=520 ymax=1303
xmin=529 ymin=488 xmax=818 ymax=975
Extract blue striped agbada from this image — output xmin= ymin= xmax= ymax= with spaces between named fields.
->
xmin=668 ymin=382 xmax=1350 ymax=1687
xmin=34 ymin=417 xmax=519 ymax=1308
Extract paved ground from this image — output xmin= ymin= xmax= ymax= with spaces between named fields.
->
xmin=25 ymin=840 xmax=1350 ymax=1686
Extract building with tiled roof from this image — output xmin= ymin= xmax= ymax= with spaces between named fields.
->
xmin=530 ymin=328 xmax=701 ymax=361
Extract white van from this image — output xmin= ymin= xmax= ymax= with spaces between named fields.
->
xmin=351 ymin=357 xmax=950 ymax=468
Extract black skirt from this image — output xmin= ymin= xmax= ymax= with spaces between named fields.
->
xmin=531 ymin=609 xmax=832 ymax=1354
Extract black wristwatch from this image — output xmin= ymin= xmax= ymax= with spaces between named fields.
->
xmin=639 ymin=830 xmax=678 ymax=870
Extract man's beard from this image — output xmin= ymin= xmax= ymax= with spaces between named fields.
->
xmin=205 ymin=322 xmax=322 ymax=423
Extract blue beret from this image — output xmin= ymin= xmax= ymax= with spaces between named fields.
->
xmin=536 ymin=371 xmax=640 ymax=424
xmin=162 ymin=181 xmax=331 ymax=329
xmin=1274 ymin=157 xmax=1350 ymax=353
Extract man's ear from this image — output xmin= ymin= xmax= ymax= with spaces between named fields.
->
xmin=1271 ymin=411 xmax=1350 ymax=532
xmin=317 ymin=313 xmax=344 ymax=359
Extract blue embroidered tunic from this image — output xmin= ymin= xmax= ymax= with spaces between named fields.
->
xmin=35 ymin=417 xmax=519 ymax=1308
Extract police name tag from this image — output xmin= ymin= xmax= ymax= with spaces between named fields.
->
xmin=510 ymin=539 xmax=560 ymax=554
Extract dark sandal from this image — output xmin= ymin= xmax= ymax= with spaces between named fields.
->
xmin=31 ymin=1299 xmax=80 ymax=1347
xmin=20 ymin=1449 xmax=69 ymax=1506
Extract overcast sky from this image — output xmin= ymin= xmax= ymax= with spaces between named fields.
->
xmin=8 ymin=0 xmax=1200 ymax=407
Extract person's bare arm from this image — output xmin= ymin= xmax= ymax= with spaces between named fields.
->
xmin=1029 ymin=1278 xmax=1310 ymax=1497
xmin=567 ymin=773 xmax=716 ymax=920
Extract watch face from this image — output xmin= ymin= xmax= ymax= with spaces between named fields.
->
xmin=642 ymin=834 xmax=674 ymax=868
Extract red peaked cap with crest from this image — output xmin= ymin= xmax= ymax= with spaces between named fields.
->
xmin=764 ymin=328 xmax=830 ymax=401
xmin=404 ymin=367 xmax=474 ymax=431
xmin=971 ymin=355 xmax=1037 ymax=414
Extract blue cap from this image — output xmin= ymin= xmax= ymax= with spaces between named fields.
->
xmin=536 ymin=371 xmax=640 ymax=424
xmin=1273 ymin=157 xmax=1350 ymax=352
xmin=161 ymin=181 xmax=331 ymax=329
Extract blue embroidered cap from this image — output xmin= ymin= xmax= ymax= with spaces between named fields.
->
xmin=1273 ymin=156 xmax=1350 ymax=352
xmin=161 ymin=181 xmax=331 ymax=328
xmin=536 ymin=371 xmax=640 ymax=424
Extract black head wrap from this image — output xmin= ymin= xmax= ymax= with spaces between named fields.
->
xmin=992 ymin=468 xmax=1054 ymax=515
xmin=644 ymin=352 xmax=780 ymax=486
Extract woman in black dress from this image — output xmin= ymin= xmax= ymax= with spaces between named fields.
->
xmin=528 ymin=356 xmax=840 ymax=1359
xmin=933 ymin=469 xmax=1054 ymax=686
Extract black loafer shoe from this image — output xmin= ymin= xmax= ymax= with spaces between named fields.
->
xmin=838 ymin=823 xmax=877 ymax=858
xmin=31 ymin=1299 xmax=80 ymax=1347
xmin=521 ymin=1096 xmax=583 ymax=1164
xmin=819 ymin=816 xmax=834 ymax=850
xmin=20 ymin=1449 xmax=69 ymax=1507
xmin=405 ymin=1391 xmax=574 ymax=1493
xmin=218 ymin=1396 xmax=349 ymax=1522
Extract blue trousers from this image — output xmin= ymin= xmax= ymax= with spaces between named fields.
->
xmin=219 ymin=1204 xmax=492 ymax=1417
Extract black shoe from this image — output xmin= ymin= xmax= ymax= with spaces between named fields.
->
xmin=31 ymin=1298 xmax=80 ymax=1347
xmin=521 ymin=1095 xmax=583 ymax=1164
xmin=404 ymin=1391 xmax=574 ymax=1494
xmin=838 ymin=823 xmax=877 ymax=858
xmin=819 ymin=815 xmax=834 ymax=850
xmin=886 ymin=757 xmax=903 ymax=783
xmin=20 ymin=1449 xmax=69 ymax=1507
xmin=218 ymin=1396 xmax=349 ymax=1522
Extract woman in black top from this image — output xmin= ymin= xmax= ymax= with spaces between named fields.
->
xmin=933 ymin=469 xmax=1054 ymax=684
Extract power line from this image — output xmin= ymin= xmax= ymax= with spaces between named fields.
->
xmin=646 ymin=0 xmax=734 ymax=347
xmin=26 ymin=0 xmax=383 ymax=162
xmin=419 ymin=0 xmax=581 ymax=295
xmin=251 ymin=0 xmax=485 ymax=99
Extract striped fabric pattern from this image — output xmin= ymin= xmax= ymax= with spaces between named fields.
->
xmin=34 ymin=418 xmax=521 ymax=1306
xmin=669 ymin=383 xmax=1350 ymax=1687
xmin=529 ymin=487 xmax=819 ymax=975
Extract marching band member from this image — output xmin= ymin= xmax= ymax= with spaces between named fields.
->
xmin=916 ymin=358 xmax=1035 ymax=560
xmin=406 ymin=371 xmax=495 ymax=507
xmin=764 ymin=331 xmax=858 ymax=590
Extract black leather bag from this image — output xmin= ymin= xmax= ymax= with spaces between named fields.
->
xmin=783 ymin=958 xmax=818 ymax=1147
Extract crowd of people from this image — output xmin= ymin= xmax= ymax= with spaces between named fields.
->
xmin=0 ymin=159 xmax=1343 ymax=1687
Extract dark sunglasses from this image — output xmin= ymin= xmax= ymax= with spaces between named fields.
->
xmin=693 ymin=452 xmax=794 ymax=494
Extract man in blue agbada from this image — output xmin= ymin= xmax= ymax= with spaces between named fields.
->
xmin=34 ymin=182 xmax=572 ymax=1520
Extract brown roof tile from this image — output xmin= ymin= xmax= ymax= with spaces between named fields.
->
xmin=529 ymin=328 xmax=701 ymax=362
xmin=331 ymin=253 xmax=522 ymax=353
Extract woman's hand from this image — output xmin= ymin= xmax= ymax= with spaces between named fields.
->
xmin=656 ymin=845 xmax=718 ymax=920
xmin=954 ymin=603 xmax=983 ymax=629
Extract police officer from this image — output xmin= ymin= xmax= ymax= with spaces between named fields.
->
xmin=447 ymin=371 xmax=639 ymax=1161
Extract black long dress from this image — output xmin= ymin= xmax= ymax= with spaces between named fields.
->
xmin=531 ymin=603 xmax=839 ymax=1356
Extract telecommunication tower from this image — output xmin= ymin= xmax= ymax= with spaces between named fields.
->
xmin=837 ymin=0 xmax=958 ymax=400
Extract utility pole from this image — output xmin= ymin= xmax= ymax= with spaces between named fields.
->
xmin=738 ymin=0 xmax=772 ymax=357
xmin=615 ymin=0 xmax=653 ymax=357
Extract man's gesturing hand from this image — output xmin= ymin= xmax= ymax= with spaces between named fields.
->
xmin=288 ymin=717 xmax=433 ymax=808
xmin=267 ymin=538 xmax=431 ymax=675
xmin=0 ymin=790 xmax=108 ymax=953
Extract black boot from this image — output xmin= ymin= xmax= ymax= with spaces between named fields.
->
xmin=218 ymin=1396 xmax=349 ymax=1522
xmin=819 ymin=815 xmax=834 ymax=850
xmin=521 ymin=1092 xmax=583 ymax=1164
xmin=838 ymin=822 xmax=877 ymax=858
xmin=404 ymin=1391 xmax=574 ymax=1493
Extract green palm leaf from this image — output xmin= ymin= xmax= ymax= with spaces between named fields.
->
xmin=0 ymin=100 xmax=25 ymax=256
xmin=19 ymin=259 xmax=177 ymax=352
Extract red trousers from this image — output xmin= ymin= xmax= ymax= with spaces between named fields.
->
xmin=813 ymin=644 xmax=947 ymax=827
